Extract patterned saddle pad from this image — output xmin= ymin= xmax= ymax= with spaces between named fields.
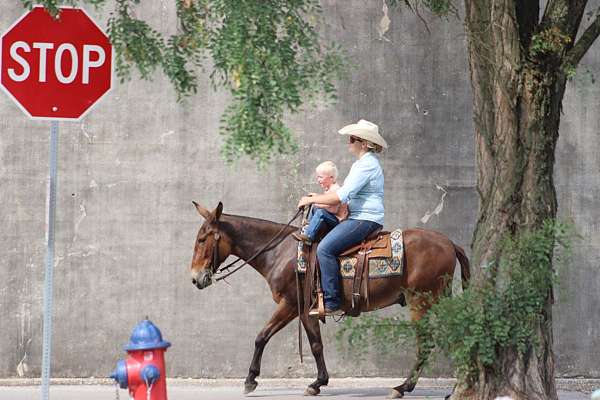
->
xmin=296 ymin=228 xmax=404 ymax=279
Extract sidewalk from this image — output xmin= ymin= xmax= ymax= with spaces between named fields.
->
xmin=0 ymin=378 xmax=595 ymax=400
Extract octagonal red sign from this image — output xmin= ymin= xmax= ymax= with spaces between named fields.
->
xmin=0 ymin=6 xmax=113 ymax=120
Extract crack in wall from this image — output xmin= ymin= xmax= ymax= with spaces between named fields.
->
xmin=378 ymin=0 xmax=392 ymax=42
xmin=421 ymin=184 xmax=448 ymax=224
xmin=160 ymin=130 xmax=175 ymax=144
xmin=80 ymin=120 xmax=93 ymax=144
xmin=16 ymin=296 xmax=32 ymax=377
xmin=73 ymin=202 xmax=87 ymax=242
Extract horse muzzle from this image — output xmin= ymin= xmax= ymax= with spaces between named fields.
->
xmin=191 ymin=270 xmax=213 ymax=290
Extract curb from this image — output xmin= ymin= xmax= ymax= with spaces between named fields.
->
xmin=0 ymin=377 xmax=598 ymax=392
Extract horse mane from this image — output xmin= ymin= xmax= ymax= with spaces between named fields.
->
xmin=220 ymin=213 xmax=299 ymax=231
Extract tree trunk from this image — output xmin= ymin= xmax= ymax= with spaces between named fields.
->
xmin=451 ymin=1 xmax=570 ymax=399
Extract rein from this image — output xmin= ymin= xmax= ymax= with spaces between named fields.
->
xmin=213 ymin=209 xmax=303 ymax=282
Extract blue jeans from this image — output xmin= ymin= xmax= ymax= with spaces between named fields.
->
xmin=316 ymin=219 xmax=382 ymax=310
xmin=303 ymin=207 xmax=339 ymax=241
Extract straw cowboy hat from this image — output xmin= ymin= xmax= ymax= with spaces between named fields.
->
xmin=338 ymin=119 xmax=389 ymax=149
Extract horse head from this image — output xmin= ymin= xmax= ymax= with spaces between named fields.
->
xmin=190 ymin=201 xmax=232 ymax=290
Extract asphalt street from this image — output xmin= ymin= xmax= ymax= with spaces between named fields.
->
xmin=0 ymin=380 xmax=592 ymax=400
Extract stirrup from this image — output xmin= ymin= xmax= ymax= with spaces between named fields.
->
xmin=309 ymin=307 xmax=343 ymax=317
xmin=292 ymin=232 xmax=312 ymax=244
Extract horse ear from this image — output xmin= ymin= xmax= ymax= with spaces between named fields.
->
xmin=214 ymin=202 xmax=223 ymax=221
xmin=193 ymin=201 xmax=212 ymax=220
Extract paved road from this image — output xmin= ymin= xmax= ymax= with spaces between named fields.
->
xmin=0 ymin=385 xmax=590 ymax=400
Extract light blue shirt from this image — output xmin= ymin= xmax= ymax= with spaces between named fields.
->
xmin=336 ymin=152 xmax=384 ymax=225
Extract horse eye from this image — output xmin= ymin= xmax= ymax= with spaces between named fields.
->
xmin=197 ymin=231 xmax=210 ymax=242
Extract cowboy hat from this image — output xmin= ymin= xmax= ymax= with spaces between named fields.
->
xmin=338 ymin=119 xmax=388 ymax=149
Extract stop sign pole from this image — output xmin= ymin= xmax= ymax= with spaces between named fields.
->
xmin=0 ymin=7 xmax=112 ymax=400
xmin=41 ymin=119 xmax=58 ymax=400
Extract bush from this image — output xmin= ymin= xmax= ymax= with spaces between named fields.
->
xmin=336 ymin=220 xmax=574 ymax=381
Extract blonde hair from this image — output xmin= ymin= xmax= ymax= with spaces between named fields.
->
xmin=366 ymin=141 xmax=383 ymax=153
xmin=316 ymin=161 xmax=338 ymax=179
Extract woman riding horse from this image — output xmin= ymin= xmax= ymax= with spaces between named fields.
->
xmin=189 ymin=120 xmax=470 ymax=398
xmin=296 ymin=119 xmax=388 ymax=316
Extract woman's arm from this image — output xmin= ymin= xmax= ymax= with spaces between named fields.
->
xmin=336 ymin=160 xmax=374 ymax=204
xmin=298 ymin=191 xmax=341 ymax=209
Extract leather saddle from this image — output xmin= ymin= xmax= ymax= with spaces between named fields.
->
xmin=340 ymin=229 xmax=390 ymax=317
xmin=339 ymin=228 xmax=390 ymax=258
xmin=299 ymin=227 xmax=393 ymax=320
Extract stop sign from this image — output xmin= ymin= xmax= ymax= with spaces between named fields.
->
xmin=0 ymin=6 xmax=112 ymax=120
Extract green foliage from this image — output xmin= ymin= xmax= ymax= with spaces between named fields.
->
xmin=21 ymin=0 xmax=106 ymax=17
xmin=419 ymin=0 xmax=457 ymax=17
xmin=564 ymin=63 xmax=577 ymax=80
xmin=563 ymin=64 xmax=597 ymax=84
xmin=208 ymin=0 xmax=346 ymax=165
xmin=530 ymin=27 xmax=571 ymax=58
xmin=21 ymin=0 xmax=346 ymax=165
xmin=107 ymin=1 xmax=165 ymax=82
xmin=387 ymin=0 xmax=458 ymax=18
xmin=336 ymin=221 xmax=573 ymax=382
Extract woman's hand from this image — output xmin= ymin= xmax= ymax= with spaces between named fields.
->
xmin=298 ymin=192 xmax=340 ymax=209
xmin=298 ymin=196 xmax=314 ymax=209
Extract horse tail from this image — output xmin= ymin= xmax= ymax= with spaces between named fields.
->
xmin=453 ymin=243 xmax=471 ymax=290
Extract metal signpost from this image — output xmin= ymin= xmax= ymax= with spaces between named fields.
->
xmin=0 ymin=6 xmax=113 ymax=400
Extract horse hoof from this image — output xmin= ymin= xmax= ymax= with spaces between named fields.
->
xmin=244 ymin=382 xmax=258 ymax=395
xmin=304 ymin=387 xmax=320 ymax=396
xmin=388 ymin=389 xmax=403 ymax=399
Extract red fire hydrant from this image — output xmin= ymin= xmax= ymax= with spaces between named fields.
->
xmin=110 ymin=319 xmax=171 ymax=400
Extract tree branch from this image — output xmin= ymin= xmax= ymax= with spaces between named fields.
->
xmin=540 ymin=0 xmax=562 ymax=28
xmin=540 ymin=0 xmax=588 ymax=38
xmin=565 ymin=8 xmax=600 ymax=66
xmin=515 ymin=1 xmax=540 ymax=49
xmin=566 ymin=0 xmax=590 ymax=39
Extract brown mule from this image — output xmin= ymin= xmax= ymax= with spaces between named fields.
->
xmin=190 ymin=202 xmax=470 ymax=398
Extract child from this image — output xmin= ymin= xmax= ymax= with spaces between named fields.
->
xmin=293 ymin=161 xmax=348 ymax=243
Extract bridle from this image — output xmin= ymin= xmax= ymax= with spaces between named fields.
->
xmin=201 ymin=209 xmax=303 ymax=282
xmin=198 ymin=208 xmax=308 ymax=364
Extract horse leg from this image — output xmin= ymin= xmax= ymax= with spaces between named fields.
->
xmin=244 ymin=300 xmax=297 ymax=394
xmin=389 ymin=294 xmax=434 ymax=399
xmin=300 ymin=313 xmax=329 ymax=396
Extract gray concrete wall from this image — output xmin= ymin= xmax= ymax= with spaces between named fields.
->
xmin=0 ymin=0 xmax=598 ymax=379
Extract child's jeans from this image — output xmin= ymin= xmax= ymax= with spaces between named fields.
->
xmin=303 ymin=207 xmax=339 ymax=241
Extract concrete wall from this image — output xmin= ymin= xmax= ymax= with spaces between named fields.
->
xmin=0 ymin=0 xmax=598 ymax=379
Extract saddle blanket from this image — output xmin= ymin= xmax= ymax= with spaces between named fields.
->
xmin=296 ymin=228 xmax=404 ymax=278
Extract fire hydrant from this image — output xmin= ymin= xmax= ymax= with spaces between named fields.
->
xmin=110 ymin=319 xmax=171 ymax=400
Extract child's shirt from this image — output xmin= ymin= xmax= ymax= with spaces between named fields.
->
xmin=317 ymin=183 xmax=348 ymax=220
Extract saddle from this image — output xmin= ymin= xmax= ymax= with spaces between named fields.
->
xmin=346 ymin=229 xmax=389 ymax=316
xmin=297 ymin=228 xmax=402 ymax=320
